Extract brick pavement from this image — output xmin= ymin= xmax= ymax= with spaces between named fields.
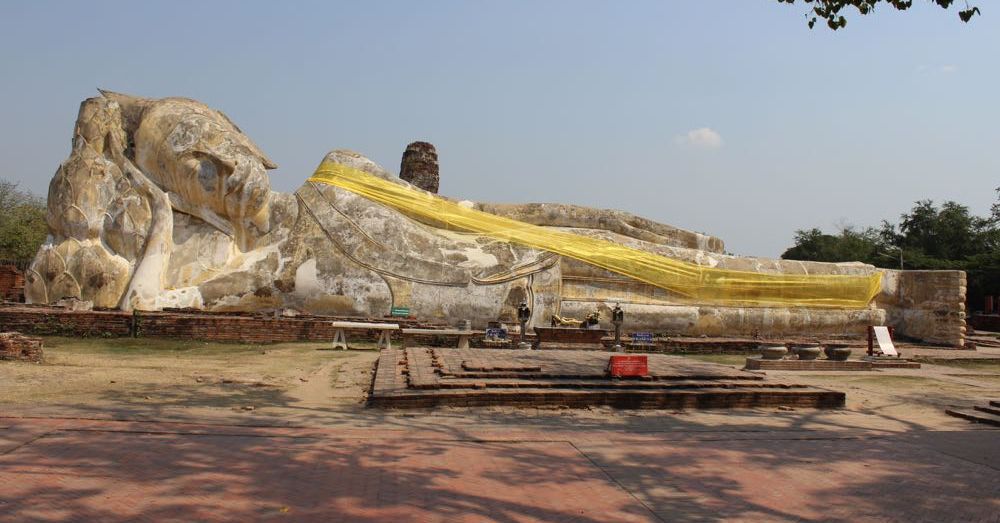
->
xmin=1 ymin=416 xmax=997 ymax=522
xmin=0 ymin=419 xmax=650 ymax=523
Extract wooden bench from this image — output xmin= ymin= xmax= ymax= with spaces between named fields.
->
xmin=400 ymin=328 xmax=484 ymax=349
xmin=330 ymin=321 xmax=399 ymax=350
xmin=532 ymin=327 xmax=610 ymax=350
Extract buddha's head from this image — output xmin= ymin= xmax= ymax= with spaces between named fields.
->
xmin=100 ymin=90 xmax=277 ymax=250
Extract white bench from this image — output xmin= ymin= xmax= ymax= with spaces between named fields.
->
xmin=400 ymin=328 xmax=484 ymax=349
xmin=330 ymin=321 xmax=399 ymax=350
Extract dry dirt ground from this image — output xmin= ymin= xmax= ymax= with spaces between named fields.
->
xmin=3 ymin=336 xmax=999 ymax=432
xmin=1 ymin=337 xmax=377 ymax=419
xmin=2 ymin=337 xmax=999 ymax=522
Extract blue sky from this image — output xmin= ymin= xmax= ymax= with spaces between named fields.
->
xmin=1 ymin=1 xmax=996 ymax=256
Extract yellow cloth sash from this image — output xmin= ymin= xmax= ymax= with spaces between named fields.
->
xmin=309 ymin=161 xmax=882 ymax=309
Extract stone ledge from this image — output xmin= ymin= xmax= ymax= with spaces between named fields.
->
xmin=744 ymin=358 xmax=873 ymax=371
xmin=743 ymin=358 xmax=922 ymax=370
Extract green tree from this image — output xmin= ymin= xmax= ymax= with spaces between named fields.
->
xmin=777 ymin=0 xmax=980 ymax=30
xmin=0 ymin=180 xmax=48 ymax=261
xmin=967 ymin=187 xmax=1000 ymax=301
xmin=781 ymin=226 xmax=883 ymax=264
xmin=991 ymin=186 xmax=1000 ymax=224
xmin=782 ymin=191 xmax=1000 ymax=312
xmin=896 ymin=200 xmax=988 ymax=262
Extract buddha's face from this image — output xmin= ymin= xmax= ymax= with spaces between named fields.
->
xmin=133 ymin=100 xmax=275 ymax=246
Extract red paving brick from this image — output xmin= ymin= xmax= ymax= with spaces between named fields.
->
xmin=579 ymin=435 xmax=1000 ymax=522
xmin=0 ymin=423 xmax=652 ymax=522
xmin=0 ymin=418 xmax=998 ymax=522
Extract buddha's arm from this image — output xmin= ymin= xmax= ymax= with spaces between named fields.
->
xmin=472 ymin=202 xmax=724 ymax=253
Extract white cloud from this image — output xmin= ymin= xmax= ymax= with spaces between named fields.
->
xmin=915 ymin=64 xmax=958 ymax=75
xmin=676 ymin=127 xmax=723 ymax=149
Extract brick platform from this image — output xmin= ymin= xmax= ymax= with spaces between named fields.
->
xmin=371 ymin=348 xmax=845 ymax=409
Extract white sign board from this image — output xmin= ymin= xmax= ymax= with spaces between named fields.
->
xmin=873 ymin=326 xmax=898 ymax=357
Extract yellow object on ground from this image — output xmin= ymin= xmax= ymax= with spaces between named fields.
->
xmin=309 ymin=162 xmax=883 ymax=309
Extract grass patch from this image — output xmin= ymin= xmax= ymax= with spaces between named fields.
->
xmin=924 ymin=360 xmax=1000 ymax=372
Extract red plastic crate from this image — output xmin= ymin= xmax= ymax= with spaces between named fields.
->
xmin=608 ymin=355 xmax=648 ymax=377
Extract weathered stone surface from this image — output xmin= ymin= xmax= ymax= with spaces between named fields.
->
xmin=474 ymin=203 xmax=726 ymax=253
xmin=24 ymin=91 xmax=966 ymax=345
xmin=399 ymin=141 xmax=439 ymax=193
xmin=879 ymin=270 xmax=967 ymax=347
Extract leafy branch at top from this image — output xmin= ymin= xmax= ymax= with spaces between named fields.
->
xmin=776 ymin=0 xmax=980 ymax=30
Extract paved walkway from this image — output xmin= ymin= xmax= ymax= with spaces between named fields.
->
xmin=1 ymin=416 xmax=997 ymax=522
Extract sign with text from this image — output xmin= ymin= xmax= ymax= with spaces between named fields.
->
xmin=608 ymin=355 xmax=649 ymax=378
xmin=630 ymin=332 xmax=654 ymax=344
xmin=485 ymin=328 xmax=507 ymax=339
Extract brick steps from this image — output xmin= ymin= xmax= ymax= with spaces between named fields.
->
xmin=373 ymin=348 xmax=846 ymax=410
xmin=945 ymin=402 xmax=1000 ymax=427
xmin=973 ymin=404 xmax=1000 ymax=416
xmin=419 ymin=378 xmax=820 ymax=391
xmin=369 ymin=387 xmax=845 ymax=409
xmin=438 ymin=370 xmax=765 ymax=381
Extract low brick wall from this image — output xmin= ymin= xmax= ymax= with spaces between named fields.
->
xmin=744 ymin=358 xmax=872 ymax=371
xmin=0 ymin=305 xmax=444 ymax=344
xmin=626 ymin=337 xmax=866 ymax=355
xmin=632 ymin=338 xmax=766 ymax=355
xmin=0 ymin=305 xmax=132 ymax=337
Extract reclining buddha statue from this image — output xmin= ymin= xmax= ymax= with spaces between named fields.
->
xmin=25 ymin=91 xmax=963 ymax=344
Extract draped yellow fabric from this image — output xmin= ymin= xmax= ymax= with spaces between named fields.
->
xmin=309 ymin=162 xmax=883 ymax=309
